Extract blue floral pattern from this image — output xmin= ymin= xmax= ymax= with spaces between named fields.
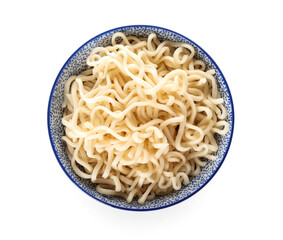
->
xmin=48 ymin=25 xmax=234 ymax=211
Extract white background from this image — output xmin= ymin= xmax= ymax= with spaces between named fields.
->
xmin=1 ymin=1 xmax=283 ymax=239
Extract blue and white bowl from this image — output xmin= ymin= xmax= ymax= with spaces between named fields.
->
xmin=47 ymin=25 xmax=234 ymax=211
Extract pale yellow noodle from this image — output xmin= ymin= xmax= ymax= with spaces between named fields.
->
xmin=62 ymin=32 xmax=229 ymax=204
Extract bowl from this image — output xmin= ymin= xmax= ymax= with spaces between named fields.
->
xmin=47 ymin=25 xmax=234 ymax=211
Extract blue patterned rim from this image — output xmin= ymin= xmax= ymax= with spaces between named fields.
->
xmin=47 ymin=25 xmax=234 ymax=211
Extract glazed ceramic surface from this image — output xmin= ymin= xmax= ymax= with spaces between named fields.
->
xmin=48 ymin=25 xmax=234 ymax=211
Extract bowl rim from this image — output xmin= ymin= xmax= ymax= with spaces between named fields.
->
xmin=47 ymin=24 xmax=235 ymax=211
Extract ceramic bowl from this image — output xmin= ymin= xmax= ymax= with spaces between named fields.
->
xmin=48 ymin=25 xmax=234 ymax=211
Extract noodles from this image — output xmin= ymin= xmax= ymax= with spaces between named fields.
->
xmin=62 ymin=32 xmax=229 ymax=204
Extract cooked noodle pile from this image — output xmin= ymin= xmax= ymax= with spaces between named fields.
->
xmin=62 ymin=32 xmax=229 ymax=204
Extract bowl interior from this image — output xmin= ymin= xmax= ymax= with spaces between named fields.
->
xmin=48 ymin=25 xmax=234 ymax=211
